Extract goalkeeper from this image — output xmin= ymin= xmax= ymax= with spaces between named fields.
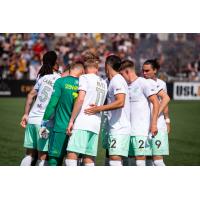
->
xmin=41 ymin=62 xmax=84 ymax=166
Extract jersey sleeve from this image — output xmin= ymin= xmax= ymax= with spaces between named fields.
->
xmin=156 ymin=84 xmax=163 ymax=93
xmin=147 ymin=78 xmax=163 ymax=94
xmin=142 ymin=79 xmax=157 ymax=98
xmin=78 ymin=75 xmax=88 ymax=92
xmin=43 ymin=79 xmax=61 ymax=121
xmin=112 ymin=77 xmax=127 ymax=95
xmin=34 ymin=77 xmax=42 ymax=91
xmin=162 ymin=81 xmax=167 ymax=93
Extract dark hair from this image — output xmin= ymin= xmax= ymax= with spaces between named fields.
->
xmin=143 ymin=59 xmax=160 ymax=71
xmin=37 ymin=51 xmax=57 ymax=78
xmin=120 ymin=60 xmax=135 ymax=71
xmin=105 ymin=55 xmax=121 ymax=72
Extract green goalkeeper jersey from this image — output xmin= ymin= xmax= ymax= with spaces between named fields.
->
xmin=43 ymin=76 xmax=79 ymax=133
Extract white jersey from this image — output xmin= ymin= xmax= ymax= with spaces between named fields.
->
xmin=107 ymin=74 xmax=131 ymax=135
xmin=73 ymin=74 xmax=107 ymax=134
xmin=28 ymin=72 xmax=61 ymax=125
xmin=129 ymin=77 xmax=157 ymax=136
xmin=150 ymin=78 xmax=168 ymax=132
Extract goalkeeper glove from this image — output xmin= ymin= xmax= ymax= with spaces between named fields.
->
xmin=39 ymin=120 xmax=50 ymax=139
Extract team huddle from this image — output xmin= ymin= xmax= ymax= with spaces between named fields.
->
xmin=20 ymin=50 xmax=170 ymax=166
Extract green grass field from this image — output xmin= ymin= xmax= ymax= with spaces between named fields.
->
xmin=0 ymin=98 xmax=200 ymax=166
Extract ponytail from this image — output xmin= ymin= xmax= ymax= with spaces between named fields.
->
xmin=143 ymin=59 xmax=160 ymax=71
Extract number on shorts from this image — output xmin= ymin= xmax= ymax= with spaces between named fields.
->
xmin=139 ymin=140 xmax=145 ymax=148
xmin=155 ymin=140 xmax=161 ymax=148
xmin=110 ymin=139 xmax=116 ymax=148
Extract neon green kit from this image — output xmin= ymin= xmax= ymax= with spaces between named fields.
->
xmin=43 ymin=76 xmax=79 ymax=163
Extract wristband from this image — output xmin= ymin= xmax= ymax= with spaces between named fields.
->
xmin=165 ymin=118 xmax=170 ymax=123
xmin=41 ymin=120 xmax=49 ymax=127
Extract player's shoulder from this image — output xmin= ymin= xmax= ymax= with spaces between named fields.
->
xmin=143 ymin=78 xmax=156 ymax=87
xmin=136 ymin=77 xmax=149 ymax=88
xmin=81 ymin=73 xmax=98 ymax=79
xmin=137 ymin=78 xmax=155 ymax=92
xmin=110 ymin=74 xmax=128 ymax=91
xmin=80 ymin=74 xmax=87 ymax=78
xmin=54 ymin=72 xmax=61 ymax=79
xmin=157 ymin=78 xmax=166 ymax=86
xmin=145 ymin=77 xmax=154 ymax=83
xmin=79 ymin=74 xmax=90 ymax=81
xmin=35 ymin=75 xmax=43 ymax=83
xmin=137 ymin=77 xmax=147 ymax=84
xmin=112 ymin=74 xmax=126 ymax=83
xmin=42 ymin=72 xmax=60 ymax=80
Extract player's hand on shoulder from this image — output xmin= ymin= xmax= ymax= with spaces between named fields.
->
xmin=20 ymin=114 xmax=28 ymax=128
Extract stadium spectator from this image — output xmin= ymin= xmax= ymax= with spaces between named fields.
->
xmin=1 ymin=33 xmax=200 ymax=81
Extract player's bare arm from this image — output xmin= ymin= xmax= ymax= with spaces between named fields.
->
xmin=148 ymin=94 xmax=159 ymax=136
xmin=20 ymin=88 xmax=37 ymax=128
xmin=163 ymin=105 xmax=171 ymax=134
xmin=84 ymin=93 xmax=125 ymax=115
xmin=67 ymin=90 xmax=86 ymax=135
xmin=157 ymin=90 xmax=170 ymax=116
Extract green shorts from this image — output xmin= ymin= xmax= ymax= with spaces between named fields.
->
xmin=100 ymin=114 xmax=109 ymax=149
xmin=48 ymin=131 xmax=69 ymax=158
xmin=151 ymin=131 xmax=169 ymax=156
xmin=108 ymin=134 xmax=130 ymax=157
xmin=129 ymin=136 xmax=152 ymax=156
xmin=67 ymin=130 xmax=99 ymax=157
xmin=23 ymin=124 xmax=52 ymax=152
xmin=101 ymin=129 xmax=109 ymax=149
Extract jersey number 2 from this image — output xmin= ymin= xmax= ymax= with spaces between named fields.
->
xmin=110 ymin=139 xmax=116 ymax=148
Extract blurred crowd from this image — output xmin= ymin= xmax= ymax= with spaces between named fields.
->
xmin=0 ymin=33 xmax=200 ymax=81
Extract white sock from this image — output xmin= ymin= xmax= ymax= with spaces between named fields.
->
xmin=104 ymin=157 xmax=109 ymax=166
xmin=65 ymin=159 xmax=77 ymax=166
xmin=20 ymin=155 xmax=33 ymax=166
xmin=136 ymin=160 xmax=146 ymax=166
xmin=128 ymin=158 xmax=136 ymax=166
xmin=84 ymin=162 xmax=95 ymax=166
xmin=146 ymin=159 xmax=154 ymax=166
xmin=109 ymin=160 xmax=122 ymax=166
xmin=153 ymin=159 xmax=165 ymax=166
xmin=36 ymin=160 xmax=48 ymax=166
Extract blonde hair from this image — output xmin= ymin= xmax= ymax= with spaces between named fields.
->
xmin=83 ymin=51 xmax=99 ymax=68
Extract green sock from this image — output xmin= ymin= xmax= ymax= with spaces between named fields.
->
xmin=48 ymin=156 xmax=59 ymax=166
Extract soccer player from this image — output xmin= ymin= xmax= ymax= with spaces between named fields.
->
xmin=84 ymin=55 xmax=131 ymax=166
xmin=143 ymin=59 xmax=171 ymax=166
xmin=66 ymin=52 xmax=107 ymax=166
xmin=40 ymin=61 xmax=85 ymax=166
xmin=100 ymin=110 xmax=110 ymax=165
xmin=119 ymin=60 xmax=159 ymax=166
xmin=61 ymin=63 xmax=84 ymax=166
xmin=20 ymin=51 xmax=60 ymax=166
